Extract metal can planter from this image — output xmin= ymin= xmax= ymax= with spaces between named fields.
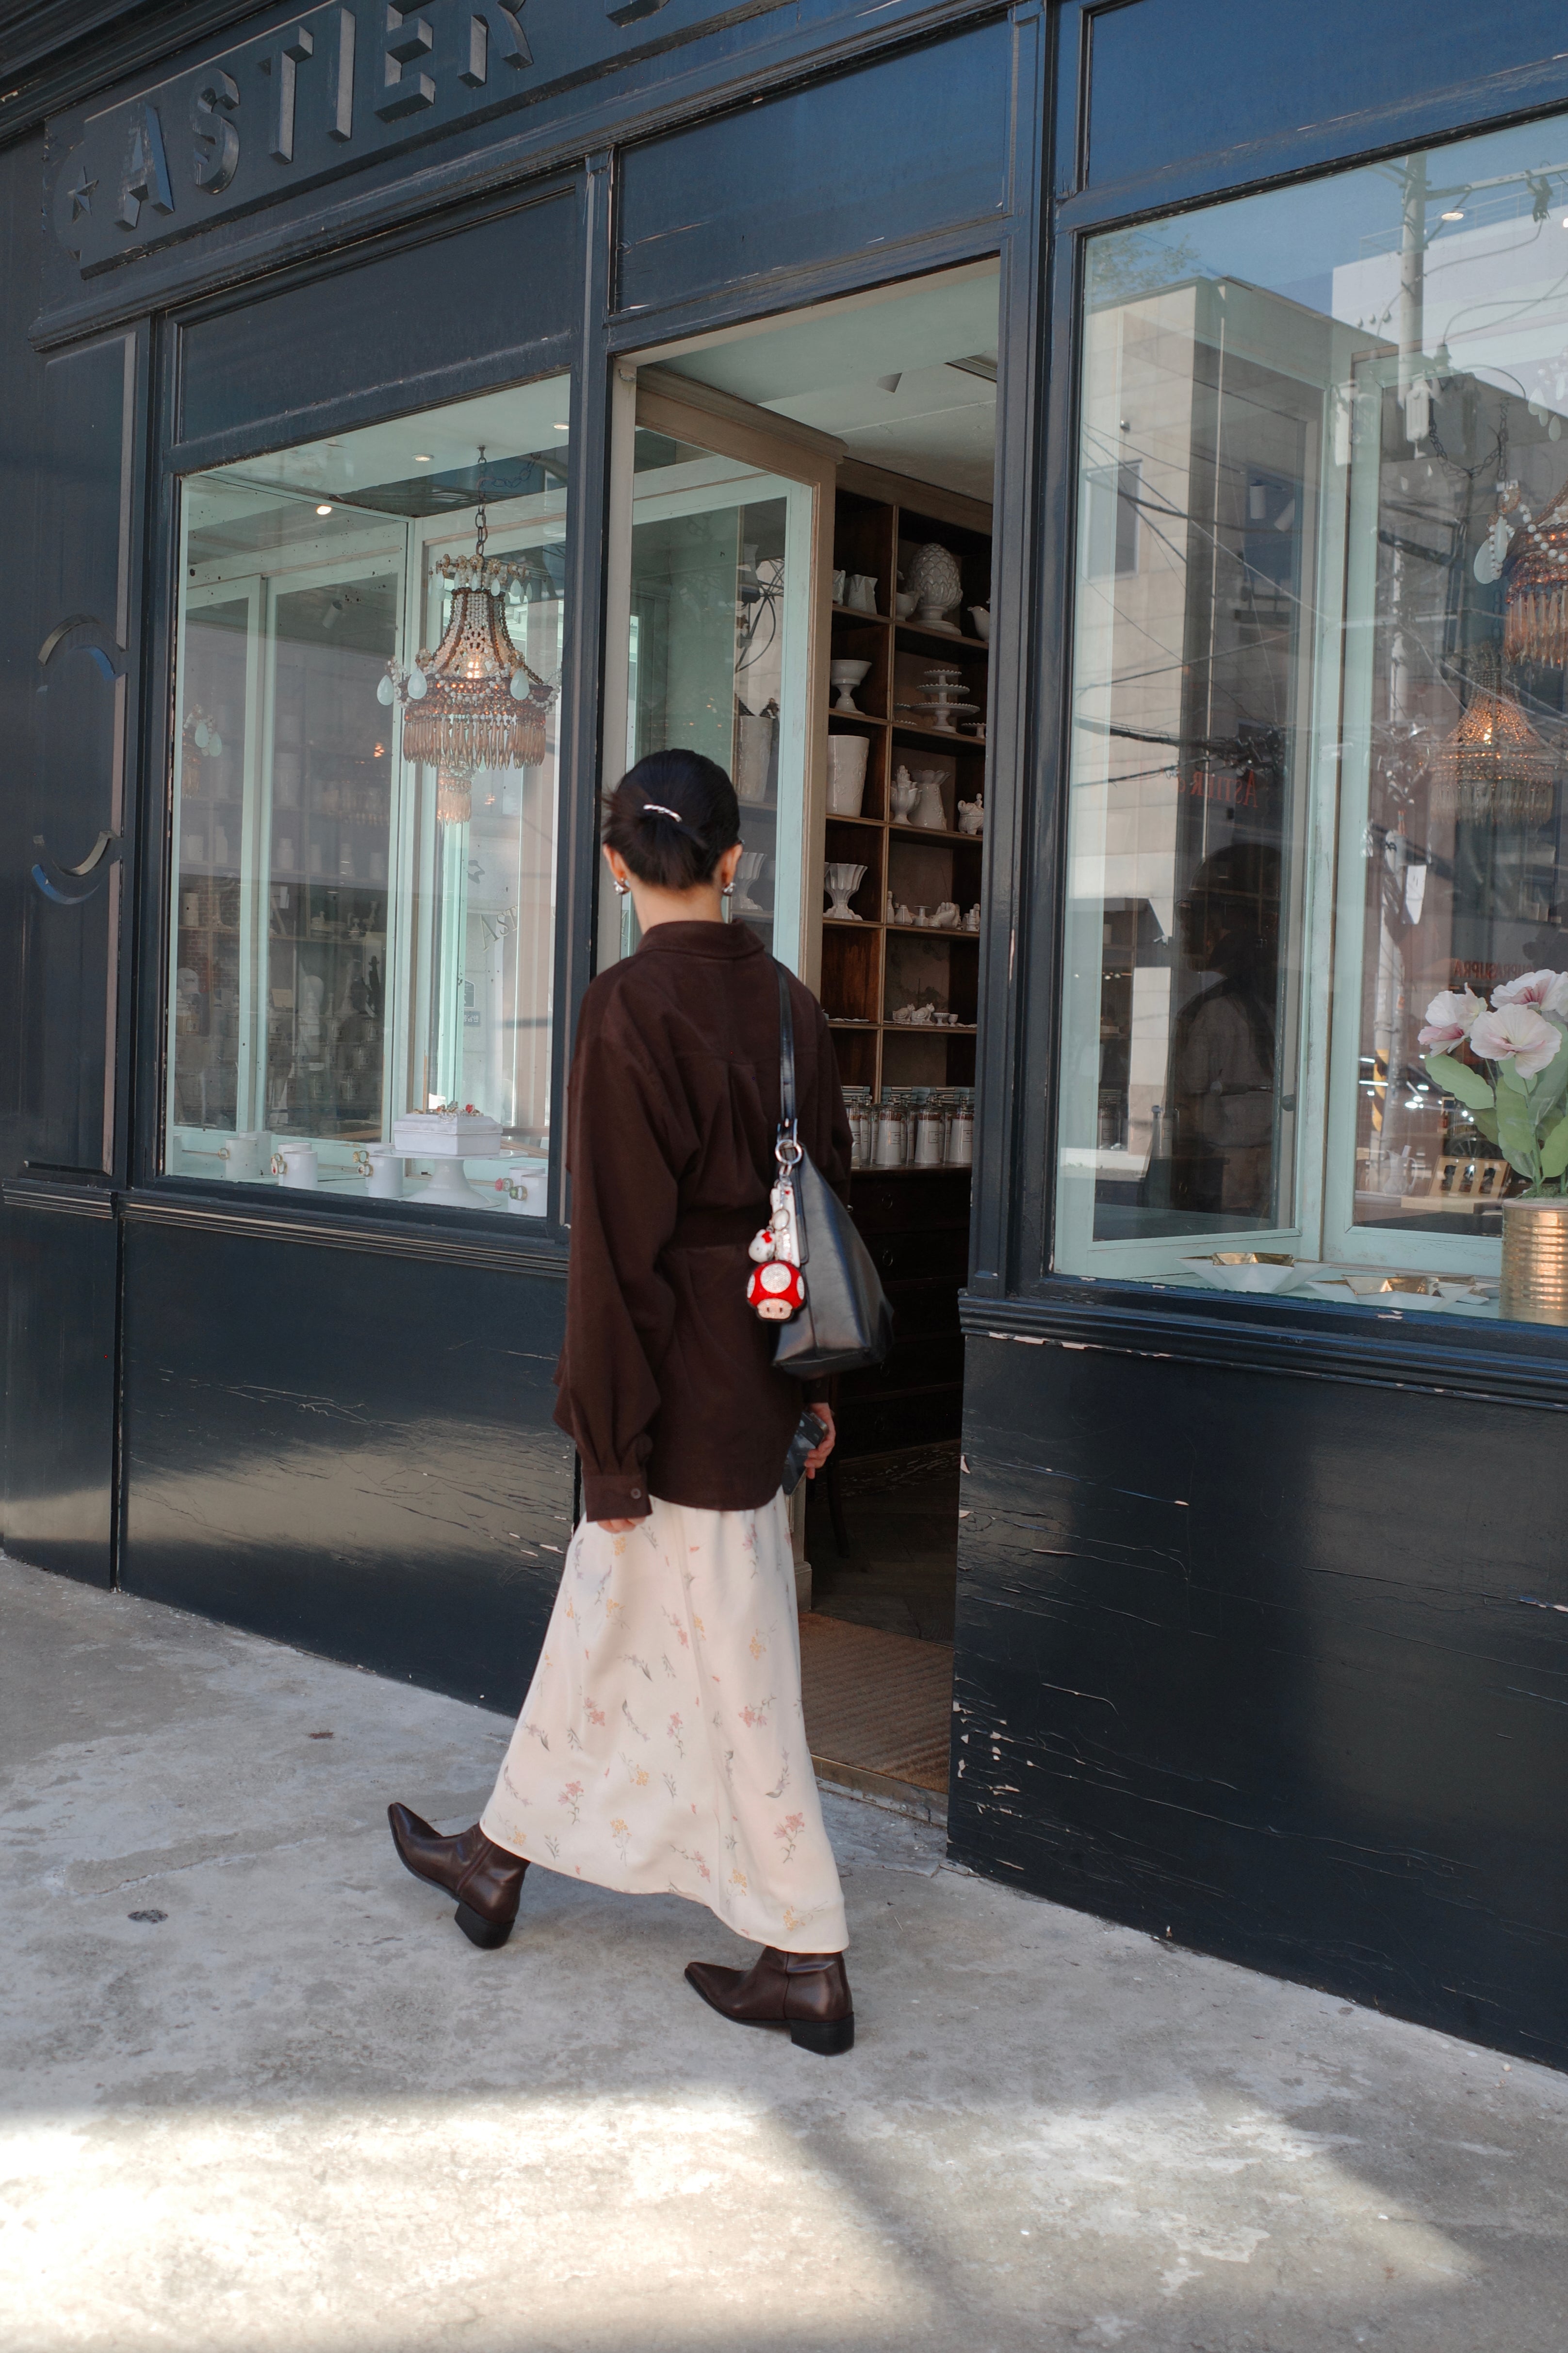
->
xmin=1501 ymin=1196 xmax=1568 ymax=1325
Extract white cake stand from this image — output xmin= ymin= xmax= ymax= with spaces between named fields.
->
xmin=414 ymin=1156 xmax=490 ymax=1207
xmin=392 ymin=1119 xmax=504 ymax=1208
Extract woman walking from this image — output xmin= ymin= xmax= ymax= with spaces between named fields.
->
xmin=388 ymin=747 xmax=856 ymax=2054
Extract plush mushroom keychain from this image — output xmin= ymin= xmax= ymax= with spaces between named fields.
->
xmin=746 ymin=1135 xmax=808 ymax=1323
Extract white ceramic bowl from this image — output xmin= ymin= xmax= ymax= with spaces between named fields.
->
xmin=1180 ymin=1252 xmax=1316 ymax=1295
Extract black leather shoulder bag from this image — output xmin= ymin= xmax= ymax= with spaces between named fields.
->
xmin=770 ymin=965 xmax=894 ymax=1380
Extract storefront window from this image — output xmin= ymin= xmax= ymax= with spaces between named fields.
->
xmin=167 ymin=379 xmax=568 ymax=1214
xmin=1057 ymin=120 xmax=1568 ymax=1315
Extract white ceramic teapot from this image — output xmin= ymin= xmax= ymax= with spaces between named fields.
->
xmin=957 ymin=795 xmax=985 ymax=836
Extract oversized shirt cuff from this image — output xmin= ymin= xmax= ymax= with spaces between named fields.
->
xmin=581 ymin=1470 xmax=652 ymax=1523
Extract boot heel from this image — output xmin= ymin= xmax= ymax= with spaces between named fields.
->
xmin=789 ymin=2014 xmax=854 ymax=2056
xmin=455 ymin=1901 xmax=512 ymax=1950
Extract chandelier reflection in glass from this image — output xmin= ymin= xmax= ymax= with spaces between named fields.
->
xmin=1428 ymin=666 xmax=1556 ymax=827
xmin=379 ymin=449 xmax=557 ymax=824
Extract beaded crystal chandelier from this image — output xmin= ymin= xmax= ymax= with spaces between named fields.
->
xmin=378 ymin=450 xmax=556 ymax=824
xmin=1429 ymin=673 xmax=1556 ymax=825
xmin=1501 ymin=477 xmax=1568 ymax=666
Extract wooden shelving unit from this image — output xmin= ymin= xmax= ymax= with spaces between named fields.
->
xmin=815 ymin=462 xmax=992 ymax=1096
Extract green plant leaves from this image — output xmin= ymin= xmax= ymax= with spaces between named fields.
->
xmin=1496 ymin=1084 xmax=1540 ymax=1180
xmin=1424 ymin=1053 xmax=1495 ymax=1111
xmin=1542 ymin=1114 xmax=1568 ymax=1181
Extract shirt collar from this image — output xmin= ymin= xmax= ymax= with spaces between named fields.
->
xmin=635 ymin=921 xmax=768 ymax=962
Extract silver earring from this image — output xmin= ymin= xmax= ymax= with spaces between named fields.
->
xmin=722 ymin=881 xmax=734 ymax=900
xmin=614 ymin=879 xmax=630 ymax=897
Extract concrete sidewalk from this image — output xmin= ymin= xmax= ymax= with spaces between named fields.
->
xmin=2 ymin=1554 xmax=1565 ymax=2353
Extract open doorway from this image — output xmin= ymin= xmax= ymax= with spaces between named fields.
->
xmin=609 ymin=260 xmax=1001 ymax=1812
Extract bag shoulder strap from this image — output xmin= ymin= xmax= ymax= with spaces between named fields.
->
xmin=776 ymin=963 xmax=798 ymax=1136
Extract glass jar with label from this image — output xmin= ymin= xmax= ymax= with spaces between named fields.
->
xmin=873 ymin=1098 xmax=908 ymax=1168
xmin=913 ymin=1103 xmax=947 ymax=1167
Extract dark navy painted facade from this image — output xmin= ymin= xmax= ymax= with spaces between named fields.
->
xmin=4 ymin=0 xmax=1568 ymax=2067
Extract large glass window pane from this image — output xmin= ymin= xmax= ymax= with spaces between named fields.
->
xmin=599 ymin=421 xmax=815 ymax=971
xmin=167 ymin=380 xmax=569 ymax=1215
xmin=1056 ymin=123 xmax=1568 ymax=1320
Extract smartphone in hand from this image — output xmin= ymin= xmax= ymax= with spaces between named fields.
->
xmin=781 ymin=1409 xmax=830 ymax=1497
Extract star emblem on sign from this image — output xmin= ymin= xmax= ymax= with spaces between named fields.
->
xmin=68 ymin=167 xmax=97 ymax=219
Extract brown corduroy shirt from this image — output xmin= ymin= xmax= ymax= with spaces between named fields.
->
xmin=554 ymin=920 xmax=850 ymax=1523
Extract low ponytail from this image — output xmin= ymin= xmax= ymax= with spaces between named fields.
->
xmin=603 ymin=749 xmax=740 ymax=891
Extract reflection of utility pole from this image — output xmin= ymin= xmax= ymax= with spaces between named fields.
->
xmin=1398 ymin=152 xmax=1427 ymax=417
xmin=1376 ymin=155 xmax=1428 ymax=1183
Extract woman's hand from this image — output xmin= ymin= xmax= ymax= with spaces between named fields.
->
xmin=803 ymin=1403 xmax=836 ymax=1480
xmin=596 ymin=1516 xmax=642 ymax=1533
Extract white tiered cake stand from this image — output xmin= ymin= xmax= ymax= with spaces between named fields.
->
xmin=392 ymin=1116 xmax=504 ymax=1206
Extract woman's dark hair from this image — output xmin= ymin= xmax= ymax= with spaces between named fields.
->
xmin=603 ymin=748 xmax=740 ymax=891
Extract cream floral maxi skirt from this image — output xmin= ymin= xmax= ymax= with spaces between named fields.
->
xmin=480 ymin=1491 xmax=849 ymax=1955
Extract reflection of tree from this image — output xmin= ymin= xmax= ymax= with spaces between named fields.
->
xmin=1086 ymin=232 xmax=1203 ymax=308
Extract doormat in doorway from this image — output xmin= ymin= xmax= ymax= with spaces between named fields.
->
xmin=799 ymin=1612 xmax=952 ymax=1807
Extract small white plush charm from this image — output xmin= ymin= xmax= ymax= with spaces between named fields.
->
xmin=748 ymin=1227 xmax=776 ymax=1264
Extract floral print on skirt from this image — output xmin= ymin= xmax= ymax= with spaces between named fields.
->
xmin=480 ymin=1491 xmax=848 ymax=1954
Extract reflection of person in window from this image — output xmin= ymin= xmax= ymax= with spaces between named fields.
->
xmin=332 ymin=978 xmax=381 ymax=1117
xmin=1169 ymin=842 xmax=1280 ymax=1217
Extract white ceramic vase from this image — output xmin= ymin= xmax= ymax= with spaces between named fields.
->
xmin=912 ymin=773 xmax=947 ymax=829
xmin=824 ymin=862 xmax=867 ymax=920
xmin=889 ymin=768 xmax=919 ymax=823
xmin=905 ymin=542 xmax=963 ymax=628
xmin=826 ymin=734 xmax=870 ymax=816
xmin=830 ymin=658 xmax=871 ymax=712
xmin=732 ymin=849 xmax=768 ymax=913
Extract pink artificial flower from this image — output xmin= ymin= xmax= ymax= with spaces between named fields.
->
xmin=1490 ymin=968 xmax=1568 ymax=1019
xmin=1418 ymin=987 xmax=1484 ymax=1053
xmin=1468 ymin=1001 xmax=1565 ymax=1078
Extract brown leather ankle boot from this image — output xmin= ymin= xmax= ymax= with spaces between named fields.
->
xmin=388 ymin=1802 xmax=528 ymax=1949
xmin=685 ymin=1946 xmax=854 ymax=2055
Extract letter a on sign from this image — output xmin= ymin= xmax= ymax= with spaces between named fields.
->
xmin=116 ymin=105 xmax=175 ymax=229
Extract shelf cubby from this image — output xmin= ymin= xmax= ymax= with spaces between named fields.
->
xmin=811 ymin=460 xmax=992 ymax=1097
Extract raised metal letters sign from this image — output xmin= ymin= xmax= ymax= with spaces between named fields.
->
xmin=50 ymin=0 xmax=765 ymax=275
